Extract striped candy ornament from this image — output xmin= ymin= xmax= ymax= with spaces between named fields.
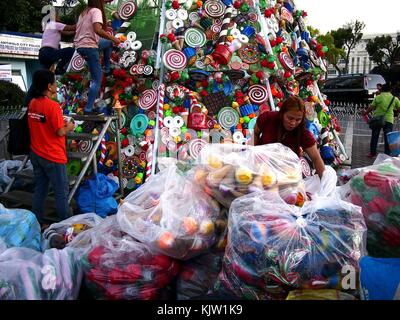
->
xmin=158 ymin=83 xmax=165 ymax=129
xmin=217 ymin=7 xmax=233 ymax=46
xmin=177 ymin=85 xmax=199 ymax=109
xmin=98 ymin=137 xmax=107 ymax=166
xmin=145 ymin=140 xmax=153 ymax=180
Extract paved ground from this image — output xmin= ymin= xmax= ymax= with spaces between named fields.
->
xmin=335 ymin=111 xmax=400 ymax=169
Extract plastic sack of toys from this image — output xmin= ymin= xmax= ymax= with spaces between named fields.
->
xmin=345 ymin=157 xmax=400 ymax=257
xmin=0 ymin=203 xmax=41 ymax=251
xmin=360 ymin=256 xmax=400 ymax=300
xmin=215 ymin=190 xmax=367 ymax=300
xmin=42 ymin=213 xmax=104 ymax=252
xmin=176 ymin=250 xmax=224 ymax=300
xmin=81 ymin=217 xmax=179 ymax=300
xmin=192 ymin=143 xmax=302 ymax=208
xmin=117 ymin=165 xmax=222 ymax=260
xmin=0 ymin=246 xmax=82 ymax=300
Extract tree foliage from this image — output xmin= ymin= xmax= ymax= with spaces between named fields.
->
xmin=366 ymin=35 xmax=400 ymax=71
xmin=0 ymin=0 xmax=52 ymax=33
xmin=331 ymin=20 xmax=365 ymax=74
xmin=317 ymin=33 xmax=345 ymax=75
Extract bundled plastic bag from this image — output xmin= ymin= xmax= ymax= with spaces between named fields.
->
xmin=304 ymin=166 xmax=337 ymax=200
xmin=81 ymin=217 xmax=179 ymax=300
xmin=0 ymin=203 xmax=41 ymax=251
xmin=0 ymin=247 xmax=82 ymax=300
xmin=215 ymin=189 xmax=367 ymax=300
xmin=75 ymin=173 xmax=119 ymax=218
xmin=344 ymin=157 xmax=400 ymax=257
xmin=192 ymin=143 xmax=302 ymax=208
xmin=176 ymin=250 xmax=224 ymax=300
xmin=42 ymin=213 xmax=104 ymax=252
xmin=117 ymin=165 xmax=223 ymax=260
xmin=360 ymin=256 xmax=400 ymax=300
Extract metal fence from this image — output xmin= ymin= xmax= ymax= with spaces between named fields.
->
xmin=330 ymin=101 xmax=400 ymax=132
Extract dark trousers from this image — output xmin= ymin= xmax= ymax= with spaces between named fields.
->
xmin=39 ymin=46 xmax=75 ymax=73
xmin=370 ymin=122 xmax=393 ymax=155
xmin=30 ymin=151 xmax=70 ymax=223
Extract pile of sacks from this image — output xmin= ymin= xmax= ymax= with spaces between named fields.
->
xmin=8 ymin=143 xmax=400 ymax=300
xmin=215 ymin=166 xmax=367 ymax=299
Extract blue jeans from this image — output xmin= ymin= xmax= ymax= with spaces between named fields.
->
xmin=77 ymin=39 xmax=113 ymax=112
xmin=39 ymin=46 xmax=75 ymax=72
xmin=370 ymin=122 xmax=393 ymax=155
xmin=30 ymin=151 xmax=70 ymax=223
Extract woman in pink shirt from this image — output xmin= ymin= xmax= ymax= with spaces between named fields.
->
xmin=74 ymin=0 xmax=120 ymax=115
xmin=39 ymin=11 xmax=76 ymax=75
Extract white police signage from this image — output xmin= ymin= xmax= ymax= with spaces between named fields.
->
xmin=0 ymin=34 xmax=41 ymax=57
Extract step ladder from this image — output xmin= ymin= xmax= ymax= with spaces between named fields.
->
xmin=0 ymin=113 xmax=124 ymax=223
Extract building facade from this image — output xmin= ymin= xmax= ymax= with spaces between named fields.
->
xmin=327 ymin=33 xmax=398 ymax=78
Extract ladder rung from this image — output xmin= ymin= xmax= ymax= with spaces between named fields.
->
xmin=67 ymin=151 xmax=88 ymax=161
xmin=67 ymin=132 xmax=99 ymax=141
xmin=69 ymin=114 xmax=116 ymax=122
xmin=12 ymin=169 xmax=77 ymax=185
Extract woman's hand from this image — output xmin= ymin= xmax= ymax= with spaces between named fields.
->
xmin=305 ymin=144 xmax=325 ymax=178
xmin=112 ymin=36 xmax=121 ymax=46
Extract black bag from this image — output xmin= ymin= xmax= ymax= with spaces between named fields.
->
xmin=368 ymin=96 xmax=396 ymax=130
xmin=368 ymin=115 xmax=386 ymax=130
xmin=7 ymin=110 xmax=30 ymax=155
xmin=7 ymin=87 xmax=33 ymax=156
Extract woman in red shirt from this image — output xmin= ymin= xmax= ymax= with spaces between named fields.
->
xmin=253 ymin=96 xmax=325 ymax=177
xmin=28 ymin=70 xmax=75 ymax=225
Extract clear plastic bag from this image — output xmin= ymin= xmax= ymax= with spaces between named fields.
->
xmin=81 ymin=217 xmax=179 ymax=300
xmin=117 ymin=165 xmax=222 ymax=260
xmin=215 ymin=190 xmax=367 ymax=300
xmin=304 ymin=166 xmax=338 ymax=200
xmin=42 ymin=213 xmax=104 ymax=252
xmin=0 ymin=203 xmax=41 ymax=251
xmin=345 ymin=158 xmax=400 ymax=257
xmin=176 ymin=249 xmax=224 ymax=300
xmin=0 ymin=246 xmax=82 ymax=300
xmin=192 ymin=143 xmax=302 ymax=208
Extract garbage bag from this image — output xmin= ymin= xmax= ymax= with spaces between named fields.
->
xmin=81 ymin=216 xmax=179 ymax=300
xmin=176 ymin=250 xmax=224 ymax=300
xmin=117 ymin=165 xmax=222 ymax=260
xmin=215 ymin=190 xmax=367 ymax=300
xmin=192 ymin=143 xmax=302 ymax=208
xmin=344 ymin=158 xmax=400 ymax=257
xmin=42 ymin=213 xmax=104 ymax=252
xmin=0 ymin=247 xmax=82 ymax=300
xmin=0 ymin=203 xmax=41 ymax=251
xmin=0 ymin=159 xmax=22 ymax=186
xmin=360 ymin=256 xmax=400 ymax=300
xmin=75 ymin=173 xmax=119 ymax=218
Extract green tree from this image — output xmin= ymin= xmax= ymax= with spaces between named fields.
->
xmin=366 ymin=34 xmax=400 ymax=71
xmin=0 ymin=0 xmax=52 ymax=33
xmin=331 ymin=20 xmax=365 ymax=74
xmin=317 ymin=32 xmax=345 ymax=75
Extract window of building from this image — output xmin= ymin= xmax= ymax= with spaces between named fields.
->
xmin=363 ymin=57 xmax=367 ymax=74
xmin=351 ymin=57 xmax=355 ymax=73
xmin=356 ymin=57 xmax=360 ymax=73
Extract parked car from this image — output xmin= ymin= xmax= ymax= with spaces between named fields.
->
xmin=321 ymin=74 xmax=386 ymax=103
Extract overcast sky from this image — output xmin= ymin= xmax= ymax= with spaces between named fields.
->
xmin=295 ymin=0 xmax=400 ymax=35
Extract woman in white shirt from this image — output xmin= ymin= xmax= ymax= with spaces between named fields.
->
xmin=39 ymin=11 xmax=76 ymax=75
